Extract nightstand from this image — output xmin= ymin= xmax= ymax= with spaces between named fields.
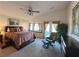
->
xmin=0 ymin=34 xmax=3 ymax=43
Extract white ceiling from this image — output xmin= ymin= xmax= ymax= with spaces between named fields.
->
xmin=0 ymin=1 xmax=70 ymax=20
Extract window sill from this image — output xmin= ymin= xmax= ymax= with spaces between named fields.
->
xmin=69 ymin=33 xmax=79 ymax=42
xmin=34 ymin=31 xmax=42 ymax=33
xmin=29 ymin=31 xmax=42 ymax=33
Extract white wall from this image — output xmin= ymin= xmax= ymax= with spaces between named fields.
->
xmin=0 ymin=15 xmax=29 ymax=35
xmin=0 ymin=15 xmax=9 ymax=26
xmin=67 ymin=1 xmax=79 ymax=41
xmin=0 ymin=15 xmax=8 ymax=35
xmin=19 ymin=20 xmax=29 ymax=31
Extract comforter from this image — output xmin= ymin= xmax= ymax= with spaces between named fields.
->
xmin=5 ymin=32 xmax=35 ymax=49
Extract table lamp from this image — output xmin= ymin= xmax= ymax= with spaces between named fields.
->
xmin=0 ymin=27 xmax=4 ymax=35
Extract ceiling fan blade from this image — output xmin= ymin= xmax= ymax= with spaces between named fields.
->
xmin=20 ymin=8 xmax=25 ymax=10
xmin=20 ymin=7 xmax=28 ymax=11
xmin=32 ymin=11 xmax=40 ymax=13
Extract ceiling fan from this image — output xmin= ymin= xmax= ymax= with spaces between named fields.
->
xmin=20 ymin=6 xmax=40 ymax=16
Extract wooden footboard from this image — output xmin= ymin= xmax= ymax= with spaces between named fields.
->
xmin=2 ymin=38 xmax=35 ymax=50
xmin=15 ymin=39 xmax=35 ymax=50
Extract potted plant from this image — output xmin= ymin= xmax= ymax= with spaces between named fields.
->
xmin=57 ymin=23 xmax=68 ymax=44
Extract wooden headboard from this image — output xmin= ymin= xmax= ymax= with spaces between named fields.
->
xmin=5 ymin=26 xmax=23 ymax=32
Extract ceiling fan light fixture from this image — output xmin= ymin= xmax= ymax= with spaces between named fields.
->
xmin=27 ymin=11 xmax=33 ymax=16
xmin=20 ymin=5 xmax=40 ymax=16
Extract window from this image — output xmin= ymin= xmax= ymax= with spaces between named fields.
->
xmin=34 ymin=24 xmax=40 ymax=31
xmin=45 ymin=24 xmax=50 ymax=32
xmin=29 ymin=23 xmax=33 ymax=31
xmin=72 ymin=2 xmax=79 ymax=36
xmin=44 ymin=21 xmax=59 ymax=38
xmin=52 ymin=24 xmax=58 ymax=32
xmin=45 ymin=23 xmax=51 ymax=37
xmin=29 ymin=23 xmax=42 ymax=32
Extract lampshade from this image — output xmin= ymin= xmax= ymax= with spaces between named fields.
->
xmin=0 ymin=26 xmax=4 ymax=35
xmin=0 ymin=27 xmax=2 ymax=32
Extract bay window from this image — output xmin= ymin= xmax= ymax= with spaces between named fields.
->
xmin=29 ymin=23 xmax=42 ymax=32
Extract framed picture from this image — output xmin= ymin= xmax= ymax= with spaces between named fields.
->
xmin=72 ymin=2 xmax=79 ymax=36
xmin=8 ymin=18 xmax=19 ymax=25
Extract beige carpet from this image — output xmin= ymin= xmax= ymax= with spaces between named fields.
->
xmin=0 ymin=39 xmax=64 ymax=57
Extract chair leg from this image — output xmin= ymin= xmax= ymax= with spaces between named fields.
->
xmin=42 ymin=44 xmax=49 ymax=49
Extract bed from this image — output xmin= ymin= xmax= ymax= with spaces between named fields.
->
xmin=4 ymin=26 xmax=35 ymax=50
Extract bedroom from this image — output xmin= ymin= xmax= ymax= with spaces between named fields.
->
xmin=0 ymin=1 xmax=78 ymax=57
